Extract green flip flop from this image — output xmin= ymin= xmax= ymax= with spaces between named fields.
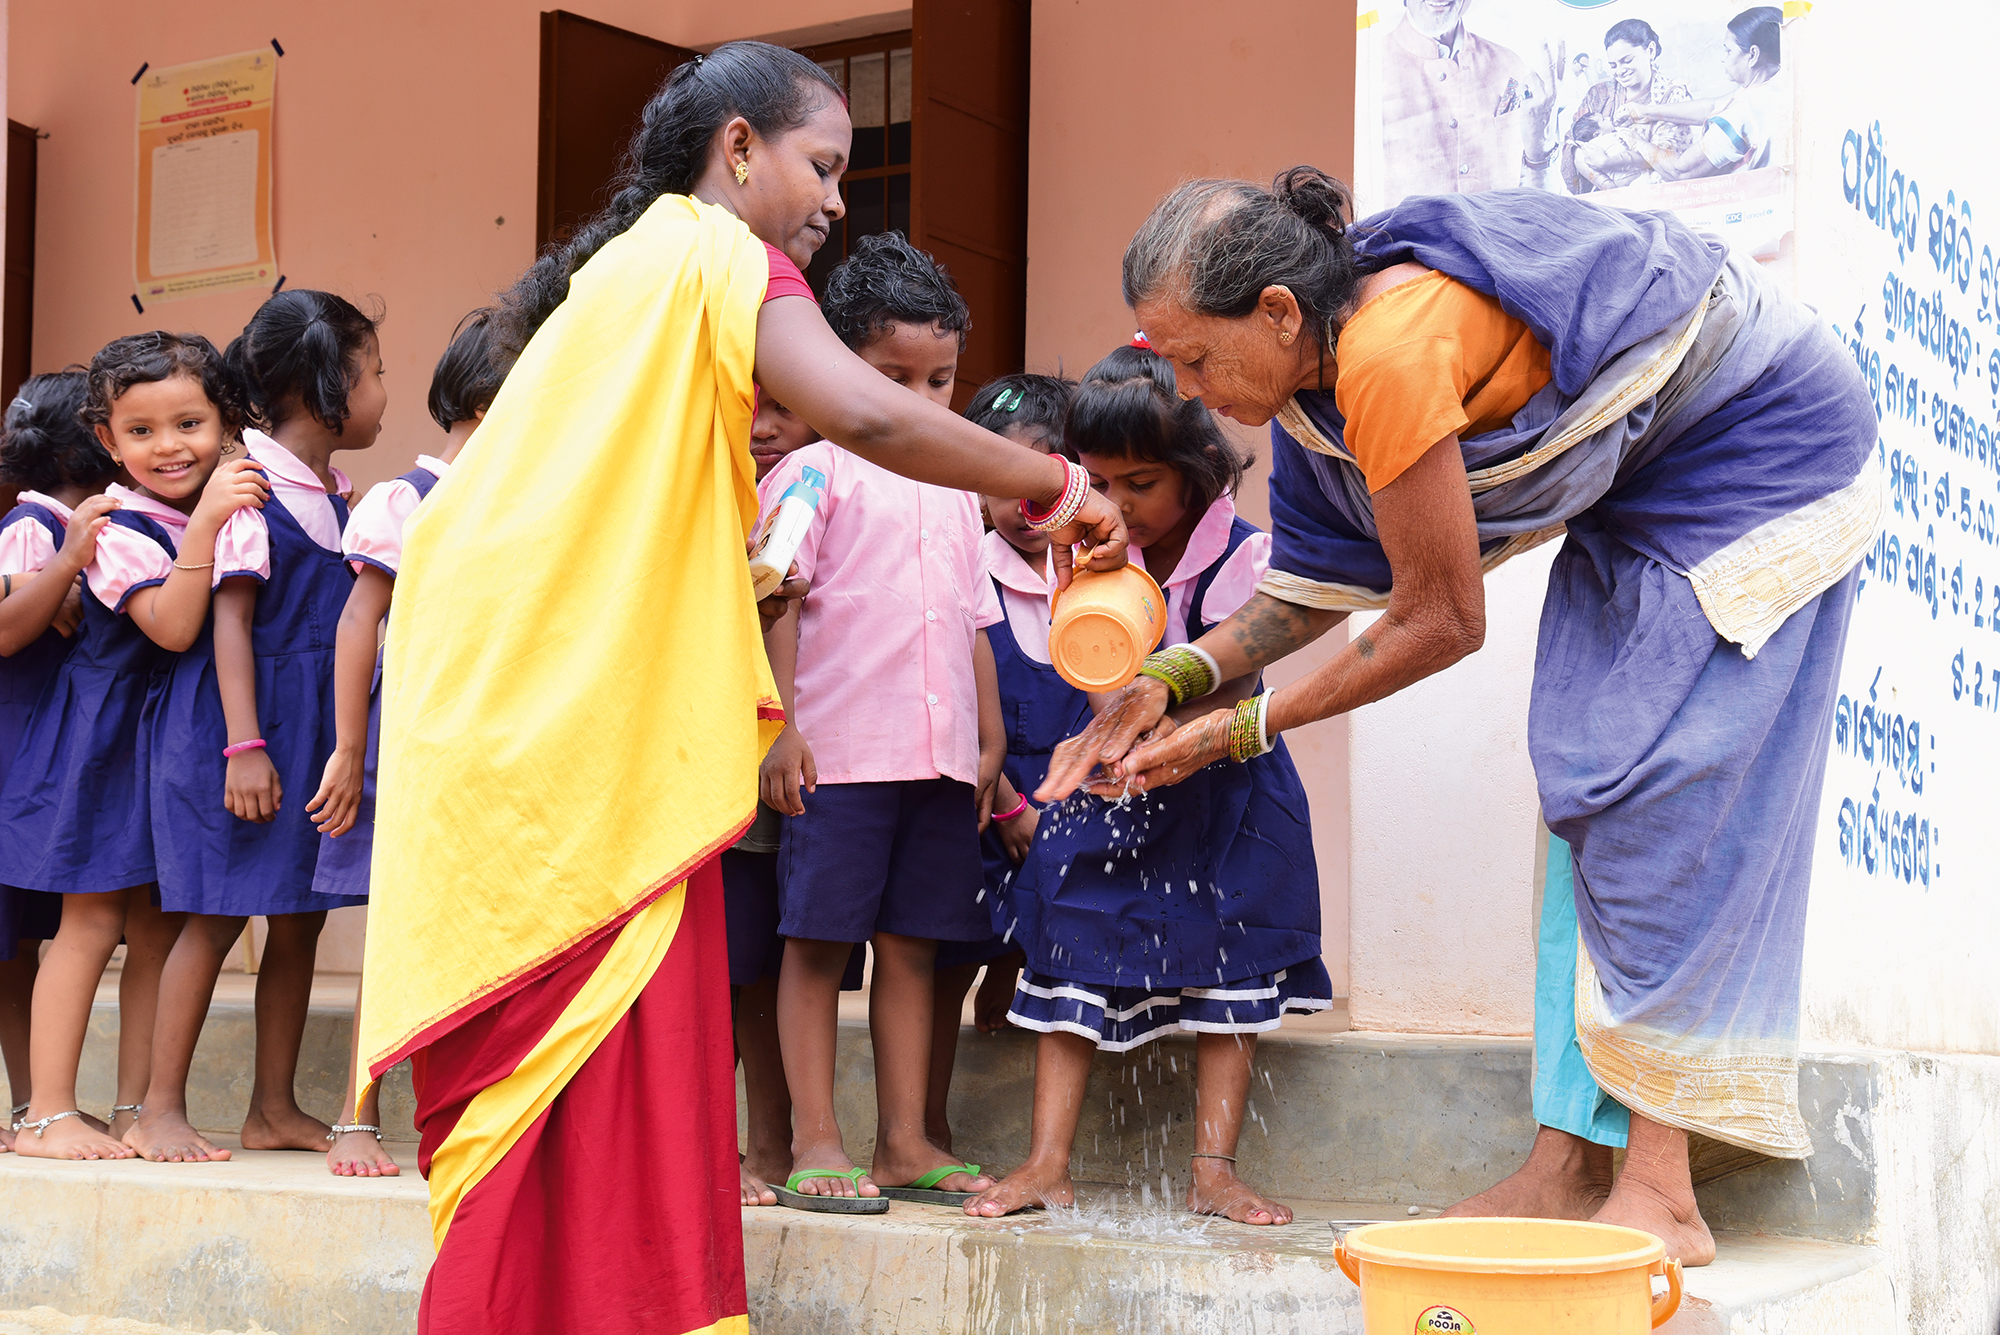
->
xmin=876 ymin=1162 xmax=987 ymax=1206
xmin=771 ymin=1167 xmax=890 ymax=1214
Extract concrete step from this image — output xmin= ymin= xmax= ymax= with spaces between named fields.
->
xmin=0 ymin=1147 xmax=1892 ymax=1335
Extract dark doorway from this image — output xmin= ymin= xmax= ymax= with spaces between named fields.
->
xmin=537 ymin=11 xmax=697 ymax=251
xmin=802 ymin=33 xmax=914 ymax=295
xmin=4 ymin=121 xmax=39 ymax=406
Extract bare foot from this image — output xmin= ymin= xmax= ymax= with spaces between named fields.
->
xmin=124 ymin=1108 xmax=231 ymax=1162
xmin=106 ymin=1107 xmax=141 ymax=1140
xmin=240 ymin=1105 xmax=333 ymax=1151
xmin=973 ymin=956 xmax=1022 ymax=1034
xmin=1592 ymin=1117 xmax=1716 ymax=1266
xmin=786 ymin=1143 xmax=878 ymax=1199
xmin=966 ymin=1155 xmax=1072 ymax=1217
xmin=327 ymin=1129 xmax=401 ymax=1177
xmin=740 ymin=1146 xmax=789 ymax=1206
xmin=14 ymin=1109 xmax=136 ymax=1161
xmin=1188 ymin=1158 xmax=1293 ymax=1225
xmin=740 ymin=1161 xmax=778 ymax=1206
xmin=1441 ymin=1125 xmax=1613 ymax=1220
xmin=871 ymin=1139 xmax=994 ymax=1196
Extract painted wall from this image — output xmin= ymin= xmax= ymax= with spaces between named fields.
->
xmin=1025 ymin=0 xmax=1359 ymax=994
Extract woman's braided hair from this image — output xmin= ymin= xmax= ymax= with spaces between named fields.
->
xmin=492 ymin=41 xmax=842 ymax=366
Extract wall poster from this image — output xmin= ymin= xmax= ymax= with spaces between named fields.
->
xmin=1353 ymin=0 xmax=1796 ymax=258
xmin=135 ymin=48 xmax=277 ymax=303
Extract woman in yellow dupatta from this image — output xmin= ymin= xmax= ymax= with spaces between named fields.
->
xmin=356 ymin=43 xmax=1127 ymax=1335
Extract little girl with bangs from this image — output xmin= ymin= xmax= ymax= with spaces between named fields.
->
xmin=969 ymin=341 xmax=1330 ymax=1226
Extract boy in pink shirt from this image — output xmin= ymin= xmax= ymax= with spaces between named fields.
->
xmin=758 ymin=233 xmax=1003 ymax=1211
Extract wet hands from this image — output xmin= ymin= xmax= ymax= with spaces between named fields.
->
xmin=1036 ymin=675 xmax=1173 ymax=801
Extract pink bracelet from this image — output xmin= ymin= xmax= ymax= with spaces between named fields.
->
xmin=995 ymin=793 xmax=1031 ymax=823
xmin=222 ymin=739 xmax=266 ymax=758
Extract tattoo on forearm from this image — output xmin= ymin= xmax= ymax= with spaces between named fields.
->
xmin=1229 ymin=594 xmax=1318 ymax=666
xmin=1354 ymin=633 xmax=1376 ymax=660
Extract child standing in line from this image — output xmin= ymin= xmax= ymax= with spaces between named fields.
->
xmin=306 ymin=308 xmax=503 ymax=1177
xmin=0 ymin=372 xmax=122 ymax=1147
xmin=0 ymin=334 xmax=270 ymax=1159
xmin=759 ymin=232 xmax=1004 ymax=1211
xmin=127 ymin=292 xmax=384 ymax=1163
xmin=922 ymin=373 xmax=1083 ymax=1156
xmin=967 ymin=342 xmax=1331 ymax=1225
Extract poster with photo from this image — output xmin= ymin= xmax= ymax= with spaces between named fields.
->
xmin=1353 ymin=0 xmax=1796 ymax=258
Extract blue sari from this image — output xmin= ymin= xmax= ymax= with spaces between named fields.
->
xmin=1264 ymin=191 xmax=1877 ymax=1156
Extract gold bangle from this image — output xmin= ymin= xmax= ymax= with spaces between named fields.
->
xmin=172 ymin=559 xmax=216 ymax=571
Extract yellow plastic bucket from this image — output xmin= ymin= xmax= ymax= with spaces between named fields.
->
xmin=1333 ymin=1218 xmax=1682 ymax=1334
xmin=1048 ymin=562 xmax=1167 ymax=691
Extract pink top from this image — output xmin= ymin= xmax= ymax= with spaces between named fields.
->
xmin=981 ymin=529 xmax=1057 ymax=666
xmin=1146 ymin=492 xmax=1269 ymax=648
xmin=87 ymin=486 xmax=190 ymax=613
xmin=214 ymin=431 xmax=350 ymax=582
xmin=344 ymin=455 xmax=451 ymax=577
xmin=759 ymin=442 xmax=1002 ymax=786
xmin=763 ymin=244 xmax=816 ymax=304
xmin=0 ymin=491 xmax=75 ymax=575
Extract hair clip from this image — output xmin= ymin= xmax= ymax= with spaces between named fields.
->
xmin=992 ymin=387 xmax=1023 ymax=412
xmin=1130 ymin=332 xmax=1151 ymax=349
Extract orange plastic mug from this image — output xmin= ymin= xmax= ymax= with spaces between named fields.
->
xmin=1048 ymin=562 xmax=1167 ymax=691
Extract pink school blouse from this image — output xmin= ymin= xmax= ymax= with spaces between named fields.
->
xmin=212 ymin=431 xmax=350 ymax=581
xmin=86 ymin=486 xmax=190 ymax=612
xmin=1151 ymin=492 xmax=1269 ymax=646
xmin=344 ymin=454 xmax=451 ymax=576
xmin=981 ymin=528 xmax=1057 ymax=666
xmin=758 ymin=441 xmax=1002 ymax=786
xmin=0 ymin=491 xmax=76 ymax=574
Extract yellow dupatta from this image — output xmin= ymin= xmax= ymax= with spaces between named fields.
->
xmin=358 ymin=195 xmax=783 ymax=1083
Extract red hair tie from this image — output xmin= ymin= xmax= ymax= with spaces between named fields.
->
xmin=1130 ymin=331 xmax=1150 ymax=349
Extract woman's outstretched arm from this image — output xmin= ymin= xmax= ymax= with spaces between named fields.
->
xmin=752 ymin=295 xmax=1127 ymax=585
xmin=1039 ymin=432 xmax=1485 ymax=799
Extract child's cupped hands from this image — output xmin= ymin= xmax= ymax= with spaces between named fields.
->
xmin=225 ymin=747 xmax=283 ymax=823
xmin=192 ymin=458 xmax=271 ymax=530
xmin=759 ymin=723 xmax=817 ymax=816
xmin=305 ymin=744 xmax=364 ymax=838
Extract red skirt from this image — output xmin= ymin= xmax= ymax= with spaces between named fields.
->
xmin=412 ymin=857 xmax=746 ymax=1335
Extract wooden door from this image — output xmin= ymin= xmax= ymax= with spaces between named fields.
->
xmin=538 ymin=11 xmax=697 ymax=250
xmin=4 ymin=121 xmax=38 ymax=407
xmin=911 ymin=0 xmax=1030 ymax=408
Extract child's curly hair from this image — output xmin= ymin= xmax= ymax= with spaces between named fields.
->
xmin=80 ymin=331 xmax=250 ymax=437
xmin=822 ymin=231 xmax=971 ymax=353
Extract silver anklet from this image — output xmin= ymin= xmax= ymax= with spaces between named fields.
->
xmin=9 ymin=1102 xmax=27 ymax=1133
xmin=20 ymin=1109 xmax=84 ymax=1137
xmin=327 ymin=1123 xmax=382 ymax=1141
xmin=111 ymin=1103 xmax=143 ymax=1118
xmin=1190 ymin=1152 xmax=1237 ymax=1163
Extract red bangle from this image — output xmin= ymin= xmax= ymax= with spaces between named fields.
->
xmin=995 ymin=793 xmax=1031 ymax=822
xmin=222 ymin=739 xmax=266 ymax=758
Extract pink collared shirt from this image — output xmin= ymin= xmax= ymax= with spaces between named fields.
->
xmin=1145 ymin=492 xmax=1269 ymax=647
xmin=759 ymin=442 xmax=1002 ymax=786
xmin=213 ymin=430 xmax=350 ymax=582
xmin=344 ymin=454 xmax=451 ymax=577
xmin=981 ymin=528 xmax=1057 ymax=666
xmin=87 ymin=486 xmax=190 ymax=613
xmin=0 ymin=491 xmax=76 ymax=575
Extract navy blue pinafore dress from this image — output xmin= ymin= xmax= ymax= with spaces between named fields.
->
xmin=150 ymin=489 xmax=358 ymax=916
xmin=935 ymin=573 xmax=1092 ymax=971
xmin=0 ymin=510 xmax=179 ymax=898
xmin=310 ymin=465 xmax=439 ymax=901
xmin=0 ymin=502 xmax=83 ymax=947
xmin=1000 ymin=516 xmax=1332 ymax=1051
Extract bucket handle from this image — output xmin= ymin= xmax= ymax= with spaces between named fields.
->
xmin=1651 ymin=1257 xmax=1683 ymax=1327
xmin=1333 ymin=1238 xmax=1361 ymax=1286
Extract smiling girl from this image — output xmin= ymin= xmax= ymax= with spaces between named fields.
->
xmin=0 ymin=333 xmax=267 ymax=1159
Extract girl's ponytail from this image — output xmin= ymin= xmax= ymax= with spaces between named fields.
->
xmin=1063 ymin=343 xmax=1247 ymax=513
xmin=230 ymin=289 xmax=380 ymax=434
xmin=0 ymin=369 xmax=114 ymax=492
xmin=492 ymin=41 xmax=843 ymax=364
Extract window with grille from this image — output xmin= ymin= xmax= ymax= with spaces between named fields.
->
xmin=804 ymin=33 xmax=913 ymax=295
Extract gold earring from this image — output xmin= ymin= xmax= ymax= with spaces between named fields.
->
xmin=734 ymin=159 xmax=750 ymax=185
xmin=1279 ymin=330 xmax=1294 ymax=345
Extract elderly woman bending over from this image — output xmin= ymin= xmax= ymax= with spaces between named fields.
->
xmin=1040 ymin=169 xmax=1878 ymax=1264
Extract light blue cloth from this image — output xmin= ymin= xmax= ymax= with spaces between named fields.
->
xmin=1533 ymin=831 xmax=1629 ymax=1148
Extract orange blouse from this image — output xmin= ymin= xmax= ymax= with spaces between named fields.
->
xmin=1334 ymin=270 xmax=1553 ymax=493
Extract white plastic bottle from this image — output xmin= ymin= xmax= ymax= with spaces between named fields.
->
xmin=747 ymin=465 xmax=827 ymax=600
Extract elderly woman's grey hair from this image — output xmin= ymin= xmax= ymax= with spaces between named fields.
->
xmin=1122 ymin=167 xmax=1369 ymax=348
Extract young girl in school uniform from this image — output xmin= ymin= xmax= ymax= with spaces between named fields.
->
xmin=921 ymin=373 xmax=1083 ymax=1155
xmin=758 ymin=232 xmax=1004 ymax=1210
xmin=968 ymin=342 xmax=1331 ymax=1225
xmin=0 ymin=334 xmax=270 ymax=1159
xmin=125 ymin=292 xmax=384 ymax=1164
xmin=306 ymin=308 xmax=503 ymax=1177
xmin=0 ymin=372 xmax=121 ymax=1146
